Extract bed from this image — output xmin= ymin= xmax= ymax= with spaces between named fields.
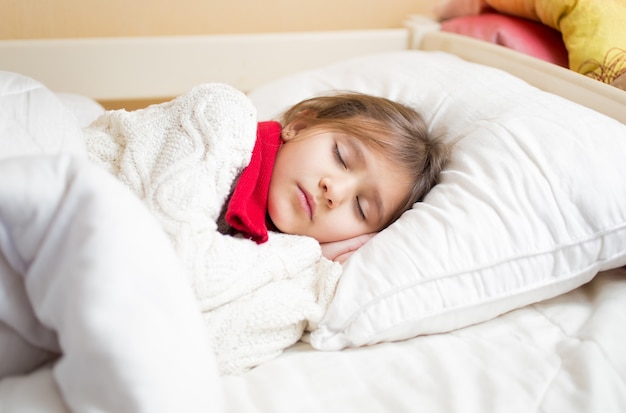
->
xmin=2 ymin=14 xmax=626 ymax=413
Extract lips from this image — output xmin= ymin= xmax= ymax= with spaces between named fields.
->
xmin=297 ymin=185 xmax=315 ymax=220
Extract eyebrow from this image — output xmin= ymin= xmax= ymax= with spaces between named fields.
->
xmin=344 ymin=137 xmax=385 ymax=226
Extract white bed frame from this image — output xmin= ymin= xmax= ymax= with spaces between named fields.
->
xmin=2 ymin=15 xmax=625 ymax=123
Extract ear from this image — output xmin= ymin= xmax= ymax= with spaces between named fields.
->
xmin=282 ymin=119 xmax=308 ymax=141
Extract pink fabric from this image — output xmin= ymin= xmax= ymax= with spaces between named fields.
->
xmin=441 ymin=13 xmax=568 ymax=67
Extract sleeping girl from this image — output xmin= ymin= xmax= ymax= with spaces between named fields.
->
xmin=83 ymin=83 xmax=449 ymax=373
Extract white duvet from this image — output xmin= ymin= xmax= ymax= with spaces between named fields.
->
xmin=0 ymin=73 xmax=223 ymax=411
xmin=0 ymin=155 xmax=223 ymax=412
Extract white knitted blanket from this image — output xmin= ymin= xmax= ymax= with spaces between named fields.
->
xmin=83 ymin=83 xmax=342 ymax=374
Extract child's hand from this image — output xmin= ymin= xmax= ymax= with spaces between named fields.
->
xmin=320 ymin=233 xmax=376 ymax=263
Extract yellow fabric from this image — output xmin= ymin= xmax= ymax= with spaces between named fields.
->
xmin=485 ymin=0 xmax=540 ymax=21
xmin=485 ymin=0 xmax=626 ymax=83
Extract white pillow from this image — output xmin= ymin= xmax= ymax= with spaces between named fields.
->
xmin=247 ymin=51 xmax=626 ymax=350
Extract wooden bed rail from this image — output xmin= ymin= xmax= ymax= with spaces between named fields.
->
xmin=405 ymin=15 xmax=626 ymax=125
xmin=0 ymin=29 xmax=408 ymax=108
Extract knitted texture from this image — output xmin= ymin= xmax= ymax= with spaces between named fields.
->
xmin=83 ymin=83 xmax=342 ymax=374
xmin=225 ymin=120 xmax=281 ymax=243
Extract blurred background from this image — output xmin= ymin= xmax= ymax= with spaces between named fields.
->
xmin=1 ymin=0 xmax=436 ymax=39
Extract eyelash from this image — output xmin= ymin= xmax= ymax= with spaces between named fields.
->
xmin=333 ymin=143 xmax=346 ymax=168
xmin=356 ymin=196 xmax=366 ymax=220
xmin=333 ymin=143 xmax=366 ymax=221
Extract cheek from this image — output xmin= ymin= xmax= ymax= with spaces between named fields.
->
xmin=266 ymin=187 xmax=285 ymax=226
xmin=317 ymin=213 xmax=366 ymax=242
xmin=267 ymin=184 xmax=301 ymax=235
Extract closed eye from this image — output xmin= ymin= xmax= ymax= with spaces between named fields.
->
xmin=333 ymin=143 xmax=347 ymax=168
xmin=356 ymin=196 xmax=366 ymax=220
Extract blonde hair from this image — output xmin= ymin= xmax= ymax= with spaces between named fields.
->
xmin=282 ymin=92 xmax=450 ymax=229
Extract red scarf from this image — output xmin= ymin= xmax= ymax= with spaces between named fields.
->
xmin=225 ymin=121 xmax=281 ymax=244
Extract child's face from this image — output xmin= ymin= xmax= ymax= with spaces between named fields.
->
xmin=268 ymin=124 xmax=412 ymax=243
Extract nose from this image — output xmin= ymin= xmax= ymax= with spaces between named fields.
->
xmin=321 ymin=176 xmax=352 ymax=209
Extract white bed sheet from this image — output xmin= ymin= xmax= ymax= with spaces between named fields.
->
xmin=220 ymin=268 xmax=626 ymax=412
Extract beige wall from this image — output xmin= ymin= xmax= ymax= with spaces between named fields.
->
xmin=1 ymin=0 xmax=436 ymax=40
